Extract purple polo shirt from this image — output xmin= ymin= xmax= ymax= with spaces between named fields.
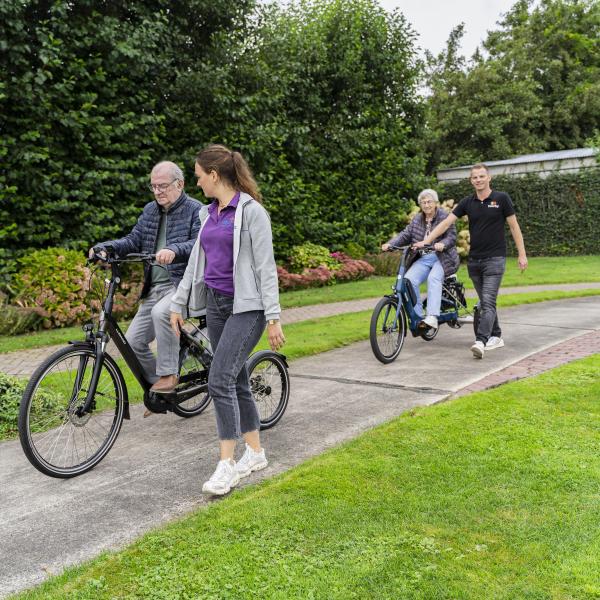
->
xmin=201 ymin=192 xmax=239 ymax=297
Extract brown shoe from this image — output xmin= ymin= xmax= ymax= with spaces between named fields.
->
xmin=150 ymin=374 xmax=179 ymax=394
xmin=143 ymin=409 xmax=154 ymax=418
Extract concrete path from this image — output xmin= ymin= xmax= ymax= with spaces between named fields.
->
xmin=1 ymin=296 xmax=599 ymax=597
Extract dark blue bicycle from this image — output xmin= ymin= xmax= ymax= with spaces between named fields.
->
xmin=369 ymin=244 xmax=470 ymax=364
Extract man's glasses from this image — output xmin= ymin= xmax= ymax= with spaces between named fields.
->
xmin=148 ymin=180 xmax=177 ymax=193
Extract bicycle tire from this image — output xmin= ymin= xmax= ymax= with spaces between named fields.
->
xmin=370 ymin=296 xmax=406 ymax=364
xmin=18 ymin=345 xmax=126 ymax=478
xmin=246 ymin=351 xmax=290 ymax=430
xmin=172 ymin=346 xmax=212 ymax=418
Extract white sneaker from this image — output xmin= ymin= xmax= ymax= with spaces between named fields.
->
xmin=486 ymin=336 xmax=505 ymax=350
xmin=235 ymin=444 xmax=268 ymax=478
xmin=471 ymin=340 xmax=485 ymax=359
xmin=202 ymin=459 xmax=240 ymax=495
xmin=423 ymin=315 xmax=438 ymax=329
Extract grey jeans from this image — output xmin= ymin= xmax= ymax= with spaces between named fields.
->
xmin=467 ymin=256 xmax=505 ymax=344
xmin=206 ymin=287 xmax=264 ymax=440
xmin=125 ymin=283 xmax=182 ymax=383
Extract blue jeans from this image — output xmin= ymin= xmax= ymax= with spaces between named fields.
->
xmin=405 ymin=253 xmax=444 ymax=318
xmin=206 ymin=288 xmax=264 ymax=440
xmin=467 ymin=256 xmax=505 ymax=344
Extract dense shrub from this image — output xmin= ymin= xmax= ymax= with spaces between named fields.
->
xmin=288 ymin=242 xmax=341 ymax=273
xmin=278 ymin=252 xmax=373 ymax=291
xmin=364 ymin=252 xmax=401 ymax=276
xmin=0 ymin=303 xmax=42 ymax=336
xmin=10 ymin=248 xmax=142 ymax=329
xmin=0 ymin=372 xmax=61 ymax=440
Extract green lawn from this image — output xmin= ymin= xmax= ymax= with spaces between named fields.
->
xmin=15 ymin=355 xmax=600 ymax=599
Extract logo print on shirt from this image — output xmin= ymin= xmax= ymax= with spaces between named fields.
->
xmin=219 ymin=216 xmax=234 ymax=229
xmin=488 ymin=200 xmax=500 ymax=209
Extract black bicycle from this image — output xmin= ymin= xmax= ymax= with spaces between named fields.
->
xmin=18 ymin=251 xmax=290 ymax=478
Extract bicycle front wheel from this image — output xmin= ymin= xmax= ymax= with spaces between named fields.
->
xmin=370 ymin=296 xmax=406 ymax=363
xmin=247 ymin=351 xmax=290 ymax=430
xmin=18 ymin=346 xmax=126 ymax=478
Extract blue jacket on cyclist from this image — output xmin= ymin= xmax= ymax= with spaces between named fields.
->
xmin=92 ymin=161 xmax=202 ymax=395
xmin=96 ymin=191 xmax=202 ymax=298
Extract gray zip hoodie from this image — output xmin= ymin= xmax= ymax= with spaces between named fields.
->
xmin=170 ymin=192 xmax=281 ymax=321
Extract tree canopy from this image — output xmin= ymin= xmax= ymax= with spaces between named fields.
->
xmin=425 ymin=0 xmax=600 ymax=169
xmin=0 ymin=0 xmax=426 ymax=262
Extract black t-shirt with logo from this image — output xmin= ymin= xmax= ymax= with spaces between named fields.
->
xmin=453 ymin=190 xmax=515 ymax=259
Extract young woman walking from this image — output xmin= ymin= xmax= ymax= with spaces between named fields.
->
xmin=170 ymin=144 xmax=285 ymax=495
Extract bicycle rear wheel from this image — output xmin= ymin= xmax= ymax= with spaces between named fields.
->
xmin=370 ymin=296 xmax=406 ymax=363
xmin=172 ymin=347 xmax=211 ymax=418
xmin=247 ymin=351 xmax=290 ymax=430
xmin=18 ymin=345 xmax=126 ymax=478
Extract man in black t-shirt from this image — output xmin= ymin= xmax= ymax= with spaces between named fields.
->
xmin=416 ymin=163 xmax=527 ymax=359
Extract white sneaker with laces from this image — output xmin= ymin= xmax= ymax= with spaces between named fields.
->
xmin=423 ymin=315 xmax=438 ymax=329
xmin=471 ymin=340 xmax=485 ymax=359
xmin=486 ymin=336 xmax=505 ymax=350
xmin=202 ymin=459 xmax=240 ymax=495
xmin=235 ymin=444 xmax=268 ymax=478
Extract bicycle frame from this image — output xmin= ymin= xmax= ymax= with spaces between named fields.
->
xmin=390 ymin=245 xmax=460 ymax=334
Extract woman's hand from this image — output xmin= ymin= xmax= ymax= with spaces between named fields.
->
xmin=267 ymin=321 xmax=285 ymax=352
xmin=381 ymin=243 xmax=390 ymax=252
xmin=433 ymin=242 xmax=445 ymax=252
xmin=170 ymin=311 xmax=184 ymax=336
xmin=412 ymin=240 xmax=426 ymax=249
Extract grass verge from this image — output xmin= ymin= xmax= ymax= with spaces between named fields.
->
xmin=14 ymin=355 xmax=600 ymax=599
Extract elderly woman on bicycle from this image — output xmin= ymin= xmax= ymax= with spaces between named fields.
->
xmin=381 ymin=189 xmax=459 ymax=330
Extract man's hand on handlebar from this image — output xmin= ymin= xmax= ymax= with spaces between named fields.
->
xmin=412 ymin=241 xmax=426 ymax=250
xmin=155 ymin=249 xmax=176 ymax=265
xmin=88 ymin=246 xmax=109 ymax=265
xmin=170 ymin=311 xmax=185 ymax=337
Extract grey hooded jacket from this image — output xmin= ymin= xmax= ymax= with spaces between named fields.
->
xmin=170 ymin=192 xmax=281 ymax=321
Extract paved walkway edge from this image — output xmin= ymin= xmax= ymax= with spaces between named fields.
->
xmin=451 ymin=328 xmax=600 ymax=398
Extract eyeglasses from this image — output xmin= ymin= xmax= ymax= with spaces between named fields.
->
xmin=419 ymin=199 xmax=434 ymax=206
xmin=148 ymin=180 xmax=177 ymax=193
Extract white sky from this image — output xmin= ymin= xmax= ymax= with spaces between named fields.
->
xmin=379 ymin=0 xmax=519 ymax=58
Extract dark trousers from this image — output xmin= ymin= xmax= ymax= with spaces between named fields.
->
xmin=206 ymin=288 xmax=265 ymax=440
xmin=467 ymin=256 xmax=505 ymax=344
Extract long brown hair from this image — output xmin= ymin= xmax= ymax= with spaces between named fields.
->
xmin=195 ymin=144 xmax=262 ymax=203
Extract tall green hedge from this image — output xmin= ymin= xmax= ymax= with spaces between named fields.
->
xmin=0 ymin=0 xmax=426 ymax=273
xmin=439 ymin=168 xmax=600 ymax=256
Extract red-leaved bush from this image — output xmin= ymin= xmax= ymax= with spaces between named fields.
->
xmin=278 ymin=252 xmax=373 ymax=291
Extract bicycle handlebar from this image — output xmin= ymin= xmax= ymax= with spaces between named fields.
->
xmin=386 ymin=243 xmax=434 ymax=252
xmin=88 ymin=249 xmax=157 ymax=265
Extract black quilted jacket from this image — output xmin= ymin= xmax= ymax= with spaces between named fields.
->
xmin=98 ymin=192 xmax=202 ymax=297
xmin=388 ymin=207 xmax=460 ymax=277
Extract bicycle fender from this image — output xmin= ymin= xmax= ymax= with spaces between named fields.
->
xmin=248 ymin=350 xmax=289 ymax=369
